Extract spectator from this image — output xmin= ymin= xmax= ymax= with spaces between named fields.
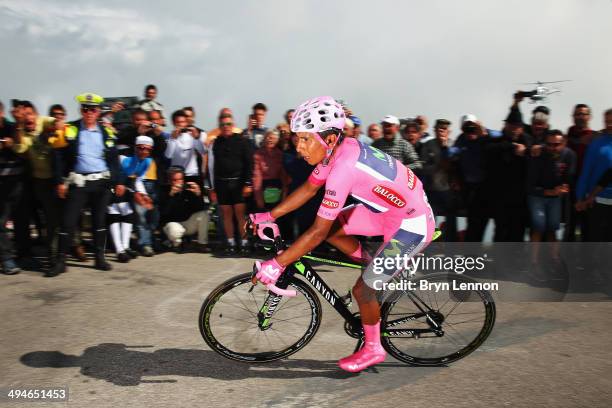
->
xmin=343 ymin=117 xmax=355 ymax=138
xmin=453 ymin=114 xmax=490 ymax=242
xmin=205 ymin=108 xmax=242 ymax=146
xmin=148 ymin=109 xmax=166 ymax=128
xmin=49 ymin=104 xmax=67 ymax=121
xmin=402 ymin=119 xmax=424 ymax=154
xmin=566 ymin=103 xmax=595 ymax=241
xmin=419 ymin=119 xmax=457 ymax=241
xmin=242 ymin=102 xmax=269 ymax=148
xmin=165 ymin=109 xmax=206 ymax=186
xmin=284 ymin=109 xmax=295 ymax=125
xmin=117 ymin=109 xmax=168 ymax=256
xmin=275 ymin=123 xmax=291 ymax=150
xmin=182 ymin=106 xmax=205 ymax=137
xmin=48 ymin=93 xmax=125 ymax=277
xmin=372 ymin=115 xmax=421 ymax=170
xmin=576 ymin=109 xmax=612 ymax=242
xmin=139 ymin=84 xmax=164 ymax=113
xmin=0 ymin=100 xmax=24 ymax=274
xmin=17 ymin=101 xmax=70 ymax=270
xmin=350 ymin=116 xmax=371 ymax=145
xmin=415 ymin=115 xmax=434 ymax=152
xmin=282 ymin=132 xmax=320 ymax=239
xmin=108 ymin=136 xmax=155 ymax=262
xmin=209 ymin=113 xmax=253 ymax=255
xmin=253 ymin=130 xmax=288 ymax=210
xmin=485 ymin=108 xmax=532 ymax=242
xmin=47 ymin=103 xmax=90 ymax=261
xmin=160 ymin=167 xmax=210 ymax=253
xmin=367 ymin=123 xmax=382 ymax=142
xmin=581 ymin=166 xmax=612 ymax=241
xmin=527 ymin=130 xmax=575 ymax=243
xmin=511 ymin=92 xmax=550 ymax=144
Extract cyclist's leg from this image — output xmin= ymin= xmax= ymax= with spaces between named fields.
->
xmin=327 ymin=204 xmax=384 ymax=262
xmin=362 ymin=212 xmax=436 ymax=289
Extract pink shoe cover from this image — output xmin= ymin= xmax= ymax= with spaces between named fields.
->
xmin=338 ymin=321 xmax=386 ymax=373
xmin=338 ymin=342 xmax=386 ymax=373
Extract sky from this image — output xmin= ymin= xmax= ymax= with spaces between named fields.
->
xmin=1 ymin=0 xmax=611 ymax=136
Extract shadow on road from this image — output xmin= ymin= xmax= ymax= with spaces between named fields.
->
xmin=20 ymin=344 xmax=354 ymax=386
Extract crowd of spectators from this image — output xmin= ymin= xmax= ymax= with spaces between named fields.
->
xmin=0 ymin=85 xmax=611 ymax=278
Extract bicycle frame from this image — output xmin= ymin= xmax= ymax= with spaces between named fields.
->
xmin=257 ymin=256 xmax=363 ymax=336
xmin=253 ymin=224 xmax=444 ymax=342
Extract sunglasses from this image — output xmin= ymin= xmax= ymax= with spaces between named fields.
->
xmin=546 ymin=142 xmax=562 ymax=147
xmin=81 ymin=106 xmax=99 ymax=112
xmin=51 ymin=111 xmax=66 ymax=117
xmin=136 ymin=146 xmax=153 ymax=151
xmin=220 ymin=122 xmax=233 ymax=127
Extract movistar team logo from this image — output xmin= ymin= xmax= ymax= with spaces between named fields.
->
xmin=383 ymin=239 xmax=404 ymax=258
xmin=370 ymin=146 xmax=387 ymax=161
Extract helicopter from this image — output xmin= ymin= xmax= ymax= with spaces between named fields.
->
xmin=517 ymin=80 xmax=571 ymax=103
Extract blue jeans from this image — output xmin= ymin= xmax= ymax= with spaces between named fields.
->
xmin=528 ymin=195 xmax=561 ymax=233
xmin=135 ymin=180 xmax=159 ymax=247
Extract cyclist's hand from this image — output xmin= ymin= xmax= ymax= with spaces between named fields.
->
xmin=255 ymin=258 xmax=285 ymax=285
xmin=250 ymin=212 xmax=275 ymax=225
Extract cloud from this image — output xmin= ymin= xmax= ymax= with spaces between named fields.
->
xmin=0 ymin=0 xmax=210 ymax=65
xmin=0 ymin=0 xmax=610 ymax=133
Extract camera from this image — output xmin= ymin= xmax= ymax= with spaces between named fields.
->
xmin=517 ymin=90 xmax=537 ymax=98
xmin=181 ymin=128 xmax=191 ymax=133
xmin=149 ymin=123 xmax=157 ymax=129
xmin=464 ymin=124 xmax=479 ymax=133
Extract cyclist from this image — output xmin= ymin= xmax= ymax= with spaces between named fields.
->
xmin=250 ymin=96 xmax=435 ymax=373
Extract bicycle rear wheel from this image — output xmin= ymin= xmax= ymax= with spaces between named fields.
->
xmin=199 ymin=273 xmax=322 ymax=362
xmin=381 ymin=272 xmax=496 ymax=366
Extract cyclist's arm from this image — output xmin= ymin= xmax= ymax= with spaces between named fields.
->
xmin=276 ymin=215 xmax=334 ymax=266
xmin=270 ymin=179 xmax=321 ymax=219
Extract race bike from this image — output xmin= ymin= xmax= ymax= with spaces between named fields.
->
xmin=199 ymin=222 xmax=496 ymax=366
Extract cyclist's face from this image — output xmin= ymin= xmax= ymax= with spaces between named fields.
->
xmin=296 ymin=132 xmax=326 ymax=165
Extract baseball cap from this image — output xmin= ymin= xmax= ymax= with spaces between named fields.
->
xmin=381 ymin=115 xmax=400 ymax=125
xmin=135 ymin=135 xmax=154 ymax=147
xmin=349 ymin=115 xmax=362 ymax=127
xmin=435 ymin=119 xmax=452 ymax=128
xmin=460 ymin=114 xmax=478 ymax=126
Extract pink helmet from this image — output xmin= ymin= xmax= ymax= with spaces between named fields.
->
xmin=290 ymin=96 xmax=346 ymax=147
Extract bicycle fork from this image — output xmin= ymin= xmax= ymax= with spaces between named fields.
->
xmin=252 ymin=269 xmax=295 ymax=330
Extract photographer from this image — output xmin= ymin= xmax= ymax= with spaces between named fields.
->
xmin=242 ymin=102 xmax=269 ymax=149
xmin=452 ymin=114 xmax=491 ymax=242
xmin=159 ymin=166 xmax=209 ymax=253
xmin=165 ymin=110 xmax=206 ymax=187
xmin=483 ymin=109 xmax=532 ymax=242
xmin=419 ymin=119 xmax=457 ymax=241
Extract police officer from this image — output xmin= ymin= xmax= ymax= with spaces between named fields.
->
xmin=48 ymin=93 xmax=125 ymax=277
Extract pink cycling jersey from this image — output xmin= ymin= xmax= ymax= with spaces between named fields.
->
xmin=309 ymin=138 xmax=435 ymax=288
xmin=309 ymin=138 xmax=430 ymax=229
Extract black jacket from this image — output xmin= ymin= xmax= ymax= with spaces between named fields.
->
xmin=159 ymin=186 xmax=206 ymax=224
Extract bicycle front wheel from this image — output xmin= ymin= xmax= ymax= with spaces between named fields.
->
xmin=381 ymin=272 xmax=496 ymax=366
xmin=199 ymin=273 xmax=322 ymax=363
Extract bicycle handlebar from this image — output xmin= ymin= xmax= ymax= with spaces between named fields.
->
xmin=266 ymin=283 xmax=297 ymax=297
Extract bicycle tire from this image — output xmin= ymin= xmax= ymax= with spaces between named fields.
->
xmin=381 ymin=272 xmax=496 ymax=366
xmin=199 ymin=272 xmax=322 ymax=363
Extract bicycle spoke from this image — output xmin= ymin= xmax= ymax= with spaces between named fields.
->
xmin=446 ymin=316 xmax=484 ymax=326
xmin=216 ymin=300 xmax=259 ymax=316
xmin=229 ymin=290 xmax=258 ymax=318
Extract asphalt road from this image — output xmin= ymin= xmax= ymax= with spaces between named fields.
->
xmin=1 ymin=252 xmax=611 ymax=408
